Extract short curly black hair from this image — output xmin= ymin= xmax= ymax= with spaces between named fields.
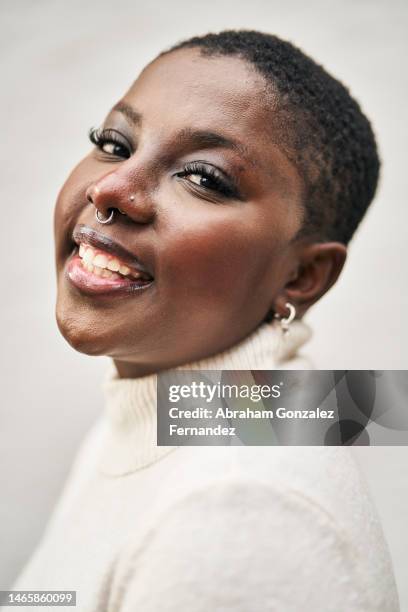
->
xmin=160 ymin=30 xmax=380 ymax=245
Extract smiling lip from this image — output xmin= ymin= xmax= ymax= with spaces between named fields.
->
xmin=72 ymin=224 xmax=153 ymax=278
xmin=65 ymin=224 xmax=154 ymax=297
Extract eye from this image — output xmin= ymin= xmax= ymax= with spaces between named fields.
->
xmin=176 ymin=161 xmax=239 ymax=199
xmin=88 ymin=127 xmax=131 ymax=160
xmin=187 ymin=173 xmax=217 ymax=189
xmin=101 ymin=142 xmax=127 ymax=157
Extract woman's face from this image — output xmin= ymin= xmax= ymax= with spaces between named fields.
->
xmin=54 ymin=48 xmax=304 ymax=375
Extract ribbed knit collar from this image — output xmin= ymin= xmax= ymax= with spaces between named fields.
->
xmin=98 ymin=320 xmax=312 ymax=477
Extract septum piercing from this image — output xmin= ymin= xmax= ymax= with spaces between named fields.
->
xmin=90 ymin=192 xmax=134 ymax=222
xmin=93 ymin=204 xmax=127 ymax=222
xmin=95 ymin=208 xmax=115 ymax=225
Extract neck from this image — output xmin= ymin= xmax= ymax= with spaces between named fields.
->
xmin=113 ymin=359 xmax=165 ymax=379
xmin=98 ymin=318 xmax=312 ymax=476
xmin=111 ymin=319 xmax=312 ymax=380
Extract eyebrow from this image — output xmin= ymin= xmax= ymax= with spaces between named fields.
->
xmin=112 ymin=101 xmax=142 ymax=126
xmin=176 ymin=127 xmax=252 ymax=162
xmin=111 ymin=101 xmax=253 ymax=164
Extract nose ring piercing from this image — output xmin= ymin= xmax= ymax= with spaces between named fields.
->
xmin=129 ymin=195 xmax=135 ymax=202
xmin=95 ymin=208 xmax=115 ymax=225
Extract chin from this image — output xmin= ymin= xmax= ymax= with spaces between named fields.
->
xmin=55 ymin=301 xmax=113 ymax=357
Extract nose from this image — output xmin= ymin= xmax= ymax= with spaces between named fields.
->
xmin=85 ymin=167 xmax=156 ymax=225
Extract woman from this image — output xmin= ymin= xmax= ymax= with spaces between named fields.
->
xmin=13 ymin=30 xmax=399 ymax=610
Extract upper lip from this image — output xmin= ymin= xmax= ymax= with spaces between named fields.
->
xmin=72 ymin=224 xmax=154 ymax=278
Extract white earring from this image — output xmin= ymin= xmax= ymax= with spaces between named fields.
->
xmin=274 ymin=302 xmax=296 ymax=334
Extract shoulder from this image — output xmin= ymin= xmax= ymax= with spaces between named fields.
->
xmin=157 ymin=445 xmax=371 ymax=521
xmin=109 ymin=448 xmax=398 ymax=611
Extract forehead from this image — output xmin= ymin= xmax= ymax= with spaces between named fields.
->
xmin=120 ymin=48 xmax=281 ymax=164
xmin=127 ymin=48 xmax=269 ymax=131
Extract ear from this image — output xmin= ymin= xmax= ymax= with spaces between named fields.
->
xmin=274 ymin=242 xmax=347 ymax=318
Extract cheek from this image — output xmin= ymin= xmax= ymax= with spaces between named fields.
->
xmin=157 ymin=206 xmax=277 ymax=312
xmin=54 ymin=159 xmax=95 ymax=260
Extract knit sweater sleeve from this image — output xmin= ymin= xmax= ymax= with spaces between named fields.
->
xmin=108 ymin=479 xmax=376 ymax=612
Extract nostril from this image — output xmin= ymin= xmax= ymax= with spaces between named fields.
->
xmin=86 ymin=184 xmax=97 ymax=204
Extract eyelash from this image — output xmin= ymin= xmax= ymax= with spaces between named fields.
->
xmin=88 ymin=127 xmax=238 ymax=199
xmin=89 ymin=127 xmax=131 ymax=158
xmin=176 ymin=161 xmax=237 ymax=198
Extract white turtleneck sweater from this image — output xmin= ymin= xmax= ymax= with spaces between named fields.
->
xmin=12 ymin=321 xmax=399 ymax=611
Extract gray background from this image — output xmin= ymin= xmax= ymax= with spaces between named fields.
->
xmin=1 ymin=0 xmax=407 ymax=607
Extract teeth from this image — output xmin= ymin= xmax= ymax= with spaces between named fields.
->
xmin=93 ymin=254 xmax=108 ymax=268
xmin=107 ymin=259 xmax=120 ymax=272
xmin=83 ymin=248 xmax=94 ymax=264
xmin=78 ymin=243 xmax=149 ymax=280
